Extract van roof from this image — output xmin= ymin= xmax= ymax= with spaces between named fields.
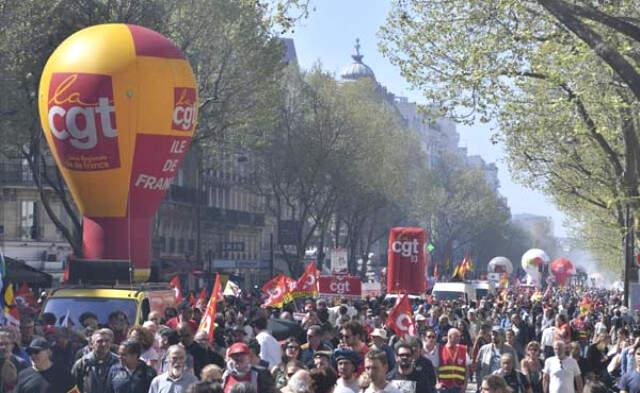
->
xmin=49 ymin=284 xmax=173 ymax=299
xmin=432 ymin=282 xmax=470 ymax=290
xmin=49 ymin=288 xmax=141 ymax=299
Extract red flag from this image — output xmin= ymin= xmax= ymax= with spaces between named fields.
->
xmin=169 ymin=276 xmax=183 ymax=303
xmin=289 ymin=261 xmax=319 ymax=300
xmin=15 ymin=282 xmax=35 ymax=306
xmin=196 ymin=287 xmax=208 ymax=311
xmin=198 ymin=274 xmax=221 ymax=340
xmin=385 ymin=293 xmax=416 ymax=339
xmin=262 ymin=274 xmax=289 ymax=308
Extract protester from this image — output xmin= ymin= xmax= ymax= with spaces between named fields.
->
xmin=0 ymin=329 xmax=29 ymax=392
xmin=618 ymin=342 xmax=640 ymax=393
xmin=492 ymin=353 xmax=531 ymax=393
xmin=389 ymin=341 xmax=436 ymax=393
xmin=542 ymin=341 xmax=583 ymax=393
xmin=520 ymin=341 xmax=544 ymax=393
xmin=149 ymin=345 xmax=198 ymax=393
xmin=334 ymin=348 xmax=361 ymax=393
xmin=437 ymin=328 xmax=469 ymax=393
xmin=15 ymin=337 xmax=75 ymax=393
xmin=221 ymin=342 xmax=276 ymax=393
xmin=363 ymin=349 xmax=400 ymax=393
xmin=72 ymin=328 xmax=119 ymax=393
xmin=106 ymin=339 xmax=157 ymax=393
xmin=252 ymin=317 xmax=281 ymax=369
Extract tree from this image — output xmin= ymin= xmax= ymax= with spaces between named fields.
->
xmin=379 ymin=0 xmax=640 ymax=271
xmin=414 ymin=152 xmax=511 ymax=273
xmin=0 ymin=0 xmax=295 ymax=255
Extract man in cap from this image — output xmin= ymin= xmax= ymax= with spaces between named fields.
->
xmin=369 ymin=328 xmax=396 ymax=373
xmin=390 ymin=341 xmax=436 ymax=393
xmin=222 ymin=342 xmax=276 ymax=393
xmin=334 ymin=348 xmax=361 ymax=393
xmin=312 ymin=350 xmax=332 ymax=370
xmin=71 ymin=328 xmax=119 ymax=393
xmin=15 ymin=337 xmax=75 ymax=393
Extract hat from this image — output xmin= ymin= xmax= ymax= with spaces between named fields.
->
xmin=491 ymin=326 xmax=505 ymax=335
xmin=313 ymin=350 xmax=332 ymax=359
xmin=333 ymin=348 xmax=361 ymax=367
xmin=27 ymin=338 xmax=50 ymax=354
xmin=227 ymin=342 xmax=250 ymax=356
xmin=370 ymin=328 xmax=388 ymax=340
xmin=415 ymin=314 xmax=427 ymax=322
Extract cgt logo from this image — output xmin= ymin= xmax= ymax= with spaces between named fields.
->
xmin=395 ymin=312 xmax=413 ymax=332
xmin=172 ymin=87 xmax=196 ymax=131
xmin=329 ymin=280 xmax=351 ymax=294
xmin=391 ymin=239 xmax=421 ymax=262
xmin=47 ymin=73 xmax=120 ymax=170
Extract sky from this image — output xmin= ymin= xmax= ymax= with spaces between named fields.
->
xmin=285 ymin=0 xmax=569 ymax=237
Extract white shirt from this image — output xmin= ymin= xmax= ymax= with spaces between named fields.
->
xmin=364 ymin=382 xmax=402 ymax=393
xmin=334 ymin=378 xmax=360 ymax=393
xmin=256 ymin=330 xmax=282 ymax=368
xmin=423 ymin=345 xmax=439 ymax=369
xmin=541 ymin=326 xmax=556 ymax=347
xmin=543 ymin=356 xmax=581 ymax=393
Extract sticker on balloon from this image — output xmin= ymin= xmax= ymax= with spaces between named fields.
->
xmin=47 ymin=73 xmax=120 ymax=171
xmin=172 ymin=87 xmax=197 ymax=131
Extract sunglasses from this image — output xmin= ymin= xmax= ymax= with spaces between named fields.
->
xmin=286 ymin=346 xmax=299 ymax=350
xmin=397 ymin=353 xmax=412 ymax=358
xmin=339 ymin=334 xmax=352 ymax=339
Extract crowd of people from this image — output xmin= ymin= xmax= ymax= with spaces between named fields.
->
xmin=0 ymin=284 xmax=638 ymax=393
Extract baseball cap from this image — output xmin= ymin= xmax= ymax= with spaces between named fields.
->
xmin=27 ymin=338 xmax=50 ymax=354
xmin=415 ymin=314 xmax=427 ymax=322
xmin=313 ymin=350 xmax=332 ymax=359
xmin=227 ymin=342 xmax=250 ymax=356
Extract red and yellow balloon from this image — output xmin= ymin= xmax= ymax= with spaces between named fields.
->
xmin=39 ymin=24 xmax=198 ymax=281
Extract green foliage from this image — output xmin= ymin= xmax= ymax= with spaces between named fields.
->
xmin=379 ymin=0 xmax=640 ymax=273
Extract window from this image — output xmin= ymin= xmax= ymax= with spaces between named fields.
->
xmin=20 ymin=200 xmax=39 ymax=240
xmin=169 ymin=238 xmax=176 ymax=253
xmin=188 ymin=239 xmax=195 ymax=253
xmin=178 ymin=238 xmax=185 ymax=253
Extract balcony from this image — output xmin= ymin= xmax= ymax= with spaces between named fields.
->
xmin=165 ymin=185 xmax=206 ymax=205
xmin=0 ymin=161 xmax=57 ymax=187
xmin=202 ymin=207 xmax=265 ymax=227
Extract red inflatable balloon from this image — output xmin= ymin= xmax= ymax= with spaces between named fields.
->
xmin=550 ymin=258 xmax=575 ymax=286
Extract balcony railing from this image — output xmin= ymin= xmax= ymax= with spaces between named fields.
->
xmin=165 ymin=185 xmax=206 ymax=204
xmin=0 ymin=161 xmax=44 ymax=186
xmin=202 ymin=207 xmax=265 ymax=227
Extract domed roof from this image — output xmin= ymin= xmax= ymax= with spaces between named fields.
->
xmin=340 ymin=38 xmax=376 ymax=81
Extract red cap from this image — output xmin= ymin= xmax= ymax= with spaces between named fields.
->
xmin=227 ymin=342 xmax=250 ymax=356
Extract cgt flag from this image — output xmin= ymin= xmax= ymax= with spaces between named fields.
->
xmin=198 ymin=274 xmax=221 ymax=341
xmin=261 ymin=274 xmax=289 ymax=308
xmin=169 ymin=276 xmax=183 ymax=303
xmin=195 ymin=287 xmax=208 ymax=311
xmin=289 ymin=261 xmax=319 ymax=300
xmin=385 ymin=293 xmax=416 ymax=339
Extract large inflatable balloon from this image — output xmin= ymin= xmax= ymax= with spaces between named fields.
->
xmin=521 ymin=248 xmax=550 ymax=270
xmin=39 ymin=24 xmax=198 ymax=281
xmin=521 ymin=249 xmax=549 ymax=287
xmin=488 ymin=256 xmax=513 ymax=274
xmin=550 ymin=258 xmax=575 ymax=286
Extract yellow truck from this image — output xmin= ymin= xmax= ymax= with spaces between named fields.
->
xmin=42 ymin=284 xmax=176 ymax=327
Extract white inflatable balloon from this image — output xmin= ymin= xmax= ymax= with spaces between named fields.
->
xmin=488 ymin=257 xmax=513 ymax=274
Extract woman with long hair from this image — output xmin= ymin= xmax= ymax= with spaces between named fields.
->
xmin=520 ymin=341 xmax=543 ymax=393
xmin=271 ymin=337 xmax=302 ymax=389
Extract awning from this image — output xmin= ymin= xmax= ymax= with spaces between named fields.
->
xmin=6 ymin=257 xmax=53 ymax=288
